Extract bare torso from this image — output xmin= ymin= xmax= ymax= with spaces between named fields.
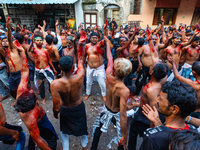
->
xmin=32 ymin=48 xmax=49 ymax=69
xmin=141 ymin=45 xmax=154 ymax=67
xmin=63 ymin=47 xmax=77 ymax=64
xmin=6 ymin=48 xmax=21 ymax=72
xmin=185 ymin=45 xmax=200 ymax=65
xmin=46 ymin=45 xmax=60 ymax=62
xmin=60 ymin=35 xmax=67 ymax=47
xmin=166 ymin=45 xmax=181 ymax=70
xmin=85 ymin=41 xmax=104 ymax=68
xmin=129 ymin=42 xmax=138 ymax=59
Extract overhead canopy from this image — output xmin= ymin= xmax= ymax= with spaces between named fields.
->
xmin=0 ymin=0 xmax=78 ymax=4
xmin=156 ymin=0 xmax=181 ymax=8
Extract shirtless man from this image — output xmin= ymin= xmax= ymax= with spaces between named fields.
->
xmin=14 ymin=43 xmax=58 ymax=150
xmin=5 ymin=17 xmax=22 ymax=99
xmin=135 ymin=28 xmax=160 ymax=95
xmin=51 ymin=38 xmax=89 ymax=150
xmin=91 ymin=36 xmax=131 ymax=150
xmin=181 ymin=36 xmax=200 ymax=81
xmin=164 ymin=31 xmax=198 ymax=81
xmin=116 ymin=28 xmax=138 ymax=58
xmin=45 ymin=35 xmax=60 ymax=77
xmin=128 ymin=37 xmax=169 ymax=150
xmin=84 ymin=32 xmax=107 ymax=101
xmin=0 ymin=101 xmax=26 ymax=150
xmin=0 ymin=46 xmax=9 ymax=101
xmin=28 ymin=31 xmax=57 ymax=104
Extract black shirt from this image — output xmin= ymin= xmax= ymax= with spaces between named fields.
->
xmin=139 ymin=124 xmax=197 ymax=150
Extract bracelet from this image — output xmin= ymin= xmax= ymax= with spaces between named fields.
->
xmin=187 ymin=116 xmax=192 ymax=123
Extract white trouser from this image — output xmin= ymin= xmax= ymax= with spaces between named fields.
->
xmin=60 ymin=131 xmax=88 ymax=150
xmin=86 ymin=64 xmax=106 ymax=96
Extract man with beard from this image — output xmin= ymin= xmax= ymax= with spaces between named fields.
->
xmin=84 ymin=32 xmax=107 ymax=101
xmin=28 ymin=31 xmax=57 ymax=104
xmin=164 ymin=31 xmax=198 ymax=81
xmin=139 ymin=81 xmax=198 ymax=150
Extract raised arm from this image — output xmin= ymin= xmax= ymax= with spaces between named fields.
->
xmin=28 ymin=35 xmax=34 ymax=53
xmin=55 ymin=20 xmax=60 ymax=37
xmin=116 ymin=28 xmax=139 ymax=52
xmin=6 ymin=17 xmax=14 ymax=50
xmin=15 ymin=40 xmax=29 ymax=98
xmin=182 ymin=30 xmax=198 ymax=47
xmin=42 ymin=20 xmax=46 ymax=32
xmin=105 ymin=36 xmax=113 ymax=74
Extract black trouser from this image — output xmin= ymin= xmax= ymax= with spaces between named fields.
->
xmin=135 ymin=65 xmax=151 ymax=95
xmin=132 ymin=60 xmax=138 ymax=74
xmin=91 ymin=113 xmax=124 ymax=150
xmin=28 ymin=126 xmax=57 ymax=150
xmin=128 ymin=119 xmax=150 ymax=150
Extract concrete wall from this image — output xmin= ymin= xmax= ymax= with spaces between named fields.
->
xmin=75 ymin=0 xmax=84 ymax=29
xmin=128 ymin=0 xmax=198 ymax=29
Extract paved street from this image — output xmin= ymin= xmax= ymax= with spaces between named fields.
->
xmin=0 ymin=81 xmax=142 ymax=150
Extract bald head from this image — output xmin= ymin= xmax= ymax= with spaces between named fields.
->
xmin=114 ymin=58 xmax=132 ymax=79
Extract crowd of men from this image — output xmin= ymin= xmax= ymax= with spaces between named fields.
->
xmin=0 ymin=15 xmax=200 ymax=150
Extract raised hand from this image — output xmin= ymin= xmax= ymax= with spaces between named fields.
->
xmin=6 ymin=17 xmax=11 ymax=28
xmin=146 ymin=25 xmax=152 ymax=41
xmin=79 ymin=30 xmax=87 ymax=43
xmin=55 ymin=20 xmax=59 ymax=26
xmin=104 ymin=19 xmax=108 ymax=29
xmin=103 ymin=36 xmax=109 ymax=43
xmin=161 ymin=16 xmax=165 ymax=23
xmin=43 ymin=20 xmax=46 ymax=26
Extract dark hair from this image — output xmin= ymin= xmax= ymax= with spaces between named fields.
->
xmin=59 ymin=55 xmax=73 ymax=73
xmin=138 ymin=38 xmax=145 ymax=47
xmin=192 ymin=61 xmax=200 ymax=76
xmin=16 ymin=27 xmax=21 ymax=33
xmin=2 ymin=37 xmax=7 ymax=40
xmin=119 ymin=36 xmax=128 ymax=44
xmin=170 ymin=130 xmax=200 ymax=150
xmin=161 ymin=81 xmax=198 ymax=118
xmin=45 ymin=35 xmax=53 ymax=45
xmin=193 ymin=36 xmax=199 ymax=42
xmin=14 ymin=33 xmax=24 ymax=44
xmin=34 ymin=31 xmax=43 ymax=39
xmin=153 ymin=62 xmax=169 ymax=81
xmin=15 ymin=90 xmax=37 ymax=113
xmin=90 ymin=32 xmax=99 ymax=37
xmin=53 ymin=37 xmax=58 ymax=45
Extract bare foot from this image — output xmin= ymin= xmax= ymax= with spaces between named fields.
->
xmin=41 ymin=98 xmax=46 ymax=104
xmin=0 ymin=95 xmax=8 ymax=102
xmin=103 ymin=96 xmax=106 ymax=102
xmin=83 ymin=137 xmax=89 ymax=150
xmin=84 ymin=95 xmax=90 ymax=101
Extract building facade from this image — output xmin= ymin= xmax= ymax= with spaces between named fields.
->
xmin=0 ymin=0 xmax=84 ymax=30
xmin=128 ymin=0 xmax=200 ymax=29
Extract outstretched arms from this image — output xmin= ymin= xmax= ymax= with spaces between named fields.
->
xmin=6 ymin=17 xmax=14 ymax=50
xmin=105 ymin=36 xmax=113 ymax=74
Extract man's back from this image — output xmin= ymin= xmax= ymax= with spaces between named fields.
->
xmin=52 ymin=71 xmax=84 ymax=108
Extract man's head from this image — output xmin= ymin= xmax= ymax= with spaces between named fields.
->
xmin=114 ymin=58 xmax=132 ymax=79
xmin=152 ymin=34 xmax=158 ymax=46
xmin=156 ymin=81 xmax=198 ymax=119
xmin=119 ymin=37 xmax=128 ymax=47
xmin=169 ymin=130 xmax=200 ymax=150
xmin=15 ymin=90 xmax=37 ymax=113
xmin=191 ymin=36 xmax=199 ymax=47
xmin=172 ymin=36 xmax=181 ymax=46
xmin=192 ymin=61 xmax=200 ymax=79
xmin=66 ymin=35 xmax=74 ymax=48
xmin=150 ymin=62 xmax=169 ymax=81
xmin=124 ymin=25 xmax=129 ymax=34
xmin=90 ymin=32 xmax=99 ymax=45
xmin=34 ymin=31 xmax=43 ymax=47
xmin=138 ymin=38 xmax=145 ymax=47
xmin=2 ymin=37 xmax=8 ymax=47
xmin=59 ymin=55 xmax=73 ymax=73
xmin=34 ymin=28 xmax=40 ymax=34
xmin=14 ymin=33 xmax=24 ymax=45
xmin=45 ymin=35 xmax=53 ymax=45
xmin=53 ymin=37 xmax=58 ymax=45
xmin=61 ymin=29 xmax=65 ymax=35
xmin=112 ymin=18 xmax=115 ymax=22
xmin=139 ymin=29 xmax=145 ymax=35
xmin=46 ymin=28 xmax=51 ymax=35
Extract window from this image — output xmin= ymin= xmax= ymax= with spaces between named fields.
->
xmin=153 ymin=8 xmax=177 ymax=25
xmin=130 ymin=0 xmax=142 ymax=14
xmin=191 ymin=7 xmax=200 ymax=26
xmin=84 ymin=13 xmax=97 ymax=29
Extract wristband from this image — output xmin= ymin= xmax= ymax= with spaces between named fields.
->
xmin=187 ymin=116 xmax=191 ymax=123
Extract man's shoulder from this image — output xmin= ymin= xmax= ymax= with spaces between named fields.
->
xmin=144 ymin=125 xmax=170 ymax=137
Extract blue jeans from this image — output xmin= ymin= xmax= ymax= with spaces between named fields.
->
xmin=0 ymin=131 xmax=26 ymax=150
xmin=0 ymin=68 xmax=9 ymax=97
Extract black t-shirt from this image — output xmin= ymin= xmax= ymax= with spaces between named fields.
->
xmin=139 ymin=124 xmax=197 ymax=150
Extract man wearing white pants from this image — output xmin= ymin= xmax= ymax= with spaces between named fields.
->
xmin=84 ymin=32 xmax=107 ymax=101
